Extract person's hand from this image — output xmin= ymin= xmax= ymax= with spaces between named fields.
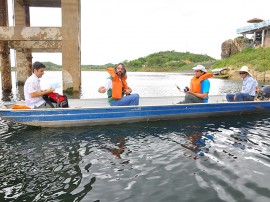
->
xmin=185 ymin=89 xmax=191 ymax=94
xmin=42 ymin=88 xmax=54 ymax=96
xmin=233 ymin=95 xmax=236 ymax=101
xmin=98 ymin=86 xmax=106 ymax=93
xmin=124 ymin=88 xmax=132 ymax=95
xmin=184 ymin=86 xmax=190 ymax=94
xmin=46 ymin=88 xmax=54 ymax=94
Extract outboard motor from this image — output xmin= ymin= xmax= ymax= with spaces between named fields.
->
xmin=257 ymin=85 xmax=270 ymax=100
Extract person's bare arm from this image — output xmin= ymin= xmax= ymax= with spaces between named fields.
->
xmin=30 ymin=88 xmax=54 ymax=98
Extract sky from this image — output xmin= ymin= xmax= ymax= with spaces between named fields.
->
xmin=7 ymin=0 xmax=270 ymax=65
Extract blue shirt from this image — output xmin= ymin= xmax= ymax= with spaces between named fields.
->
xmin=241 ymin=75 xmax=258 ymax=96
xmin=201 ymin=79 xmax=210 ymax=103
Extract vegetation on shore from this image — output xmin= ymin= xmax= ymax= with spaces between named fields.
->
xmin=123 ymin=51 xmax=215 ymax=71
xmin=212 ymin=47 xmax=270 ymax=72
xmin=41 ymin=47 xmax=270 ymax=73
xmin=4 ymin=48 xmax=270 ymax=75
xmin=41 ymin=51 xmax=216 ymax=72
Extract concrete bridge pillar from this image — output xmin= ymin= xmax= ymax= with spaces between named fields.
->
xmin=0 ymin=0 xmax=12 ymax=97
xmin=0 ymin=41 xmax=12 ymax=96
xmin=14 ymin=0 xmax=32 ymax=85
xmin=16 ymin=49 xmax=33 ymax=85
xmin=62 ymin=0 xmax=81 ymax=93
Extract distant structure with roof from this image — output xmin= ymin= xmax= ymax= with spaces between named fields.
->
xmin=236 ymin=18 xmax=270 ymax=47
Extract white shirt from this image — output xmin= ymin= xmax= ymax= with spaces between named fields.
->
xmin=241 ymin=75 xmax=258 ymax=96
xmin=104 ymin=78 xmax=112 ymax=90
xmin=24 ymin=74 xmax=45 ymax=108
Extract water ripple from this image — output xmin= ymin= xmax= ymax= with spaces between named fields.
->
xmin=1 ymin=115 xmax=270 ymax=201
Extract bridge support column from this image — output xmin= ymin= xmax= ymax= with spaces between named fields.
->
xmin=0 ymin=0 xmax=12 ymax=99
xmin=14 ymin=1 xmax=32 ymax=86
xmin=62 ymin=0 xmax=81 ymax=93
xmin=0 ymin=41 xmax=12 ymax=95
xmin=16 ymin=49 xmax=32 ymax=85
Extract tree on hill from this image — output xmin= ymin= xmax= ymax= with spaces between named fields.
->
xmin=125 ymin=50 xmax=215 ymax=70
xmin=5 ymin=51 xmax=214 ymax=72
xmin=42 ymin=62 xmax=61 ymax=70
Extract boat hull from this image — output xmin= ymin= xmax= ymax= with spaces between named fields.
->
xmin=1 ymin=100 xmax=270 ymax=127
xmin=213 ymin=74 xmax=230 ymax=79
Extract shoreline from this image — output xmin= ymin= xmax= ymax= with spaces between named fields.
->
xmin=179 ymin=69 xmax=270 ymax=82
xmin=5 ymin=69 xmax=270 ymax=83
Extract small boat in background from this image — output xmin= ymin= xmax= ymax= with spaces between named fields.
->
xmin=211 ymin=67 xmax=230 ymax=79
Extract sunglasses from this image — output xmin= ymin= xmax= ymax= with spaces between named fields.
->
xmin=239 ymin=72 xmax=246 ymax=74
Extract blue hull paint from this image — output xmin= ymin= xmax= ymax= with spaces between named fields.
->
xmin=1 ymin=101 xmax=270 ymax=127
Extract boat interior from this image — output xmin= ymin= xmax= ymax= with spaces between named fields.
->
xmin=1 ymin=95 xmax=228 ymax=109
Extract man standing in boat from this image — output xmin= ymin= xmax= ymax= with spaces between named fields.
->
xmin=178 ymin=65 xmax=212 ymax=103
xmin=24 ymin=62 xmax=54 ymax=108
xmin=98 ymin=63 xmax=139 ymax=106
xmin=226 ymin=66 xmax=258 ymax=102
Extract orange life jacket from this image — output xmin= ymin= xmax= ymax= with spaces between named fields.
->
xmin=12 ymin=104 xmax=31 ymax=109
xmin=190 ymin=73 xmax=213 ymax=93
xmin=107 ymin=68 xmax=128 ymax=99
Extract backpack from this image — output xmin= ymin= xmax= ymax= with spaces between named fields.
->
xmin=43 ymin=93 xmax=69 ymax=108
xmin=256 ymin=85 xmax=270 ymax=100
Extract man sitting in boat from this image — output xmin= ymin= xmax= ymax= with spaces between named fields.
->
xmin=226 ymin=66 xmax=258 ymax=102
xmin=98 ymin=63 xmax=139 ymax=106
xmin=24 ymin=62 xmax=54 ymax=109
xmin=178 ymin=65 xmax=212 ymax=103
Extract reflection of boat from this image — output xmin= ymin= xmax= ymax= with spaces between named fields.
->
xmin=211 ymin=67 xmax=230 ymax=79
xmin=1 ymin=96 xmax=270 ymax=127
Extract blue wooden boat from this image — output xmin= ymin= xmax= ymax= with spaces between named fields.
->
xmin=0 ymin=96 xmax=270 ymax=127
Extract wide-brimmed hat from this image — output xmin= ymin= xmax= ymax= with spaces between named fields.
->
xmin=192 ymin=65 xmax=207 ymax=72
xmin=236 ymin=66 xmax=252 ymax=76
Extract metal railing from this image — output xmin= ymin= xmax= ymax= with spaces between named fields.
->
xmin=236 ymin=19 xmax=270 ymax=34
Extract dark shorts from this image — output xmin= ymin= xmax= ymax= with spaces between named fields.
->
xmin=179 ymin=94 xmax=204 ymax=104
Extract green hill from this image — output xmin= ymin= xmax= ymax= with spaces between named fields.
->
xmin=43 ymin=62 xmax=113 ymax=71
xmin=3 ymin=49 xmax=270 ymax=73
xmin=3 ymin=51 xmax=215 ymax=71
xmin=125 ymin=50 xmax=216 ymax=71
xmin=39 ymin=51 xmax=216 ymax=72
xmin=212 ymin=47 xmax=270 ymax=72
xmin=42 ymin=62 xmax=61 ymax=70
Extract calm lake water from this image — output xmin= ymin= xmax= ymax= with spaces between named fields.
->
xmin=0 ymin=71 xmax=270 ymax=202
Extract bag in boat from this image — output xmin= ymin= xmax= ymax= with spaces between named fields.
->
xmin=12 ymin=104 xmax=30 ymax=109
xmin=43 ymin=92 xmax=69 ymax=108
xmin=256 ymin=85 xmax=270 ymax=100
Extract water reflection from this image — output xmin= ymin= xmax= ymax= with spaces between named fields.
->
xmin=99 ymin=136 xmax=128 ymax=160
xmin=1 ymin=114 xmax=270 ymax=201
xmin=180 ymin=133 xmax=214 ymax=159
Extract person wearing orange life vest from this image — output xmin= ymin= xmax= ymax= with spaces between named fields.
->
xmin=98 ymin=63 xmax=139 ymax=106
xmin=177 ymin=65 xmax=213 ymax=103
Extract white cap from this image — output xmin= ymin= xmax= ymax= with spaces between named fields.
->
xmin=192 ymin=65 xmax=207 ymax=72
